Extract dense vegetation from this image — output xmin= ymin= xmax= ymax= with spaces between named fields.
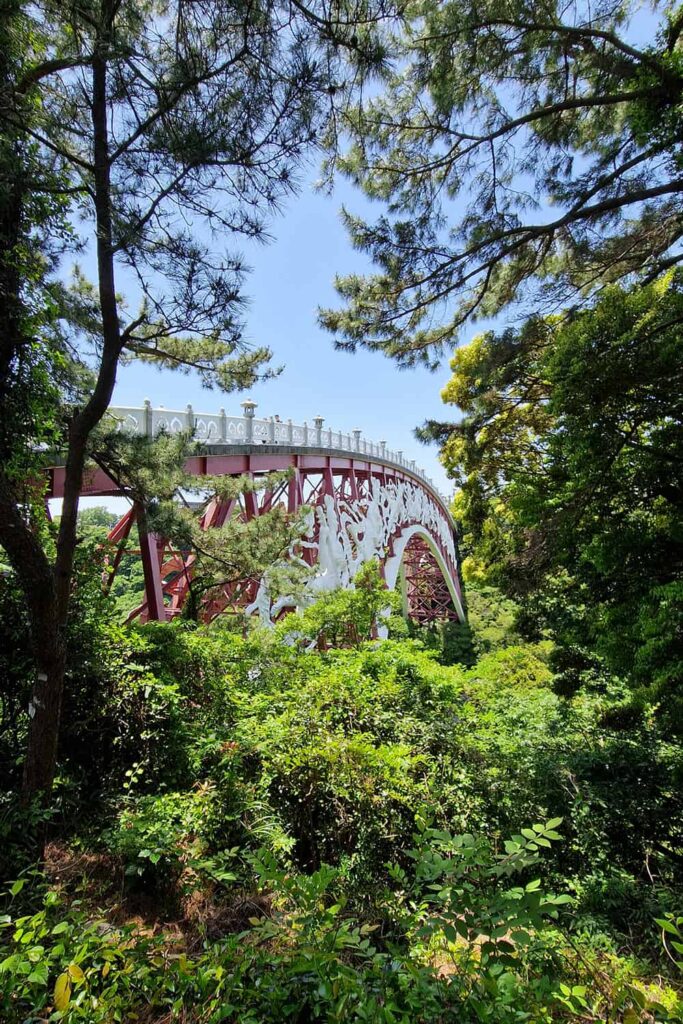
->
xmin=420 ymin=272 xmax=683 ymax=731
xmin=1 ymin=560 xmax=682 ymax=1021
xmin=1 ymin=0 xmax=682 ymax=1020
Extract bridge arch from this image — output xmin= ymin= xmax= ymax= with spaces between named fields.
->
xmin=385 ymin=525 xmax=465 ymax=623
xmin=46 ymin=404 xmax=465 ymax=625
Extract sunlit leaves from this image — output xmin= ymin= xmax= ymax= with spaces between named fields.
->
xmin=432 ymin=272 xmax=683 ymax=699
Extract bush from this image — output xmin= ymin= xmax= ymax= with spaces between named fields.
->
xmin=2 ymin=824 xmax=679 ymax=1023
xmin=2 ymin=579 xmax=682 ymax=1017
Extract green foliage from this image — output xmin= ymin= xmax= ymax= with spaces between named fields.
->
xmin=432 ymin=274 xmax=683 ymax=722
xmin=403 ymin=584 xmax=522 ymax=666
xmin=280 ymin=559 xmax=396 ymax=649
xmin=407 ymin=618 xmax=477 ymax=667
xmin=392 ymin=819 xmax=575 ymax=1019
xmin=108 ymin=787 xmax=239 ymax=899
xmin=657 ymin=914 xmax=683 ymax=974
xmin=321 ymin=0 xmax=683 ymax=363
xmin=0 ymin=826 xmax=589 ymax=1023
xmin=464 ymin=586 xmax=522 ymax=656
xmin=1 ymin=578 xmax=682 ymax=1018
xmin=2 ymin=822 xmax=679 ymax=1023
xmin=81 ymin=617 xmax=678 ymax=951
xmin=0 ymin=571 xmax=201 ymax=836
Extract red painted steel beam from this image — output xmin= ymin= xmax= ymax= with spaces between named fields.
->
xmin=47 ymin=444 xmax=461 ymax=624
xmin=55 ymin=448 xmax=451 ymax=519
xmin=102 ymin=506 xmax=136 ymax=594
xmin=136 ymin=505 xmax=167 ymax=622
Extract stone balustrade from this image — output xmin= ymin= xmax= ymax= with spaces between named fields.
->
xmin=106 ymin=400 xmax=444 ymax=499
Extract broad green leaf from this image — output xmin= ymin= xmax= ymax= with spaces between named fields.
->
xmin=27 ymin=962 xmax=49 ymax=986
xmin=655 ymin=918 xmax=681 ymax=935
xmin=54 ymin=971 xmax=72 ymax=1011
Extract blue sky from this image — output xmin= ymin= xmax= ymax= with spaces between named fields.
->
xmin=112 ymin=170 xmax=461 ymax=496
xmin=111 ymin=3 xmax=661 ymax=501
xmin=77 ymin=2 xmax=666 ymax=518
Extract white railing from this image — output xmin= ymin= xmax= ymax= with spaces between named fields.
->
xmin=106 ymin=400 xmax=445 ymax=500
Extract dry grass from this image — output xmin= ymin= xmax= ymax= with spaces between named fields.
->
xmin=43 ymin=841 xmax=270 ymax=952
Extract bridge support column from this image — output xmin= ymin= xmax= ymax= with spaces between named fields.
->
xmin=136 ymin=505 xmax=167 ymax=621
xmin=103 ymin=506 xmax=136 ymax=593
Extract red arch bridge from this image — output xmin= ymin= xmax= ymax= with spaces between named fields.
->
xmin=47 ymin=402 xmax=465 ymax=627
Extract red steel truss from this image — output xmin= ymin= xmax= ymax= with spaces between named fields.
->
xmin=401 ymin=536 xmax=460 ymax=624
xmin=47 ymin=448 xmax=464 ymax=625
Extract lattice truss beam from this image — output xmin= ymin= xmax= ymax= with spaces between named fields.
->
xmin=401 ymin=536 xmax=460 ymax=624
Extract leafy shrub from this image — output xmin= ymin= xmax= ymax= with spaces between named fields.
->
xmin=3 ymin=578 xmax=682 ymax=1017
xmin=107 ymin=785 xmax=239 ymax=897
xmin=89 ymin=621 xmax=682 ymax=947
xmin=3 ymin=823 xmax=679 ymax=1023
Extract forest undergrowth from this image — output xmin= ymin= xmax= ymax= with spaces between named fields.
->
xmin=1 ymin=563 xmax=681 ymax=1023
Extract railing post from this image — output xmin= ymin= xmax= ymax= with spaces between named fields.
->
xmin=108 ymin=403 xmax=440 ymax=492
xmin=241 ymin=398 xmax=257 ymax=443
xmin=143 ymin=398 xmax=153 ymax=437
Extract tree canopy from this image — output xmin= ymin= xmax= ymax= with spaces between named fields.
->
xmin=428 ymin=272 xmax=683 ymax=712
xmin=320 ymin=0 xmax=683 ymax=365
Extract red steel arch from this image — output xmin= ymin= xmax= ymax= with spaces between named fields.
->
xmin=47 ymin=445 xmax=464 ymax=625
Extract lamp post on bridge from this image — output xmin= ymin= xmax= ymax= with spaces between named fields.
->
xmin=143 ymin=398 xmax=153 ymax=437
xmin=241 ymin=398 xmax=257 ymax=443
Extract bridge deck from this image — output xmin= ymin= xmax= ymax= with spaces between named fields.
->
xmin=47 ymin=443 xmax=455 ymax=527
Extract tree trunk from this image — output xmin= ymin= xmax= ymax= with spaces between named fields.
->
xmin=0 ymin=470 xmax=65 ymax=801
xmin=19 ymin=6 xmax=123 ymax=812
xmin=20 ymin=612 xmax=66 ymax=798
